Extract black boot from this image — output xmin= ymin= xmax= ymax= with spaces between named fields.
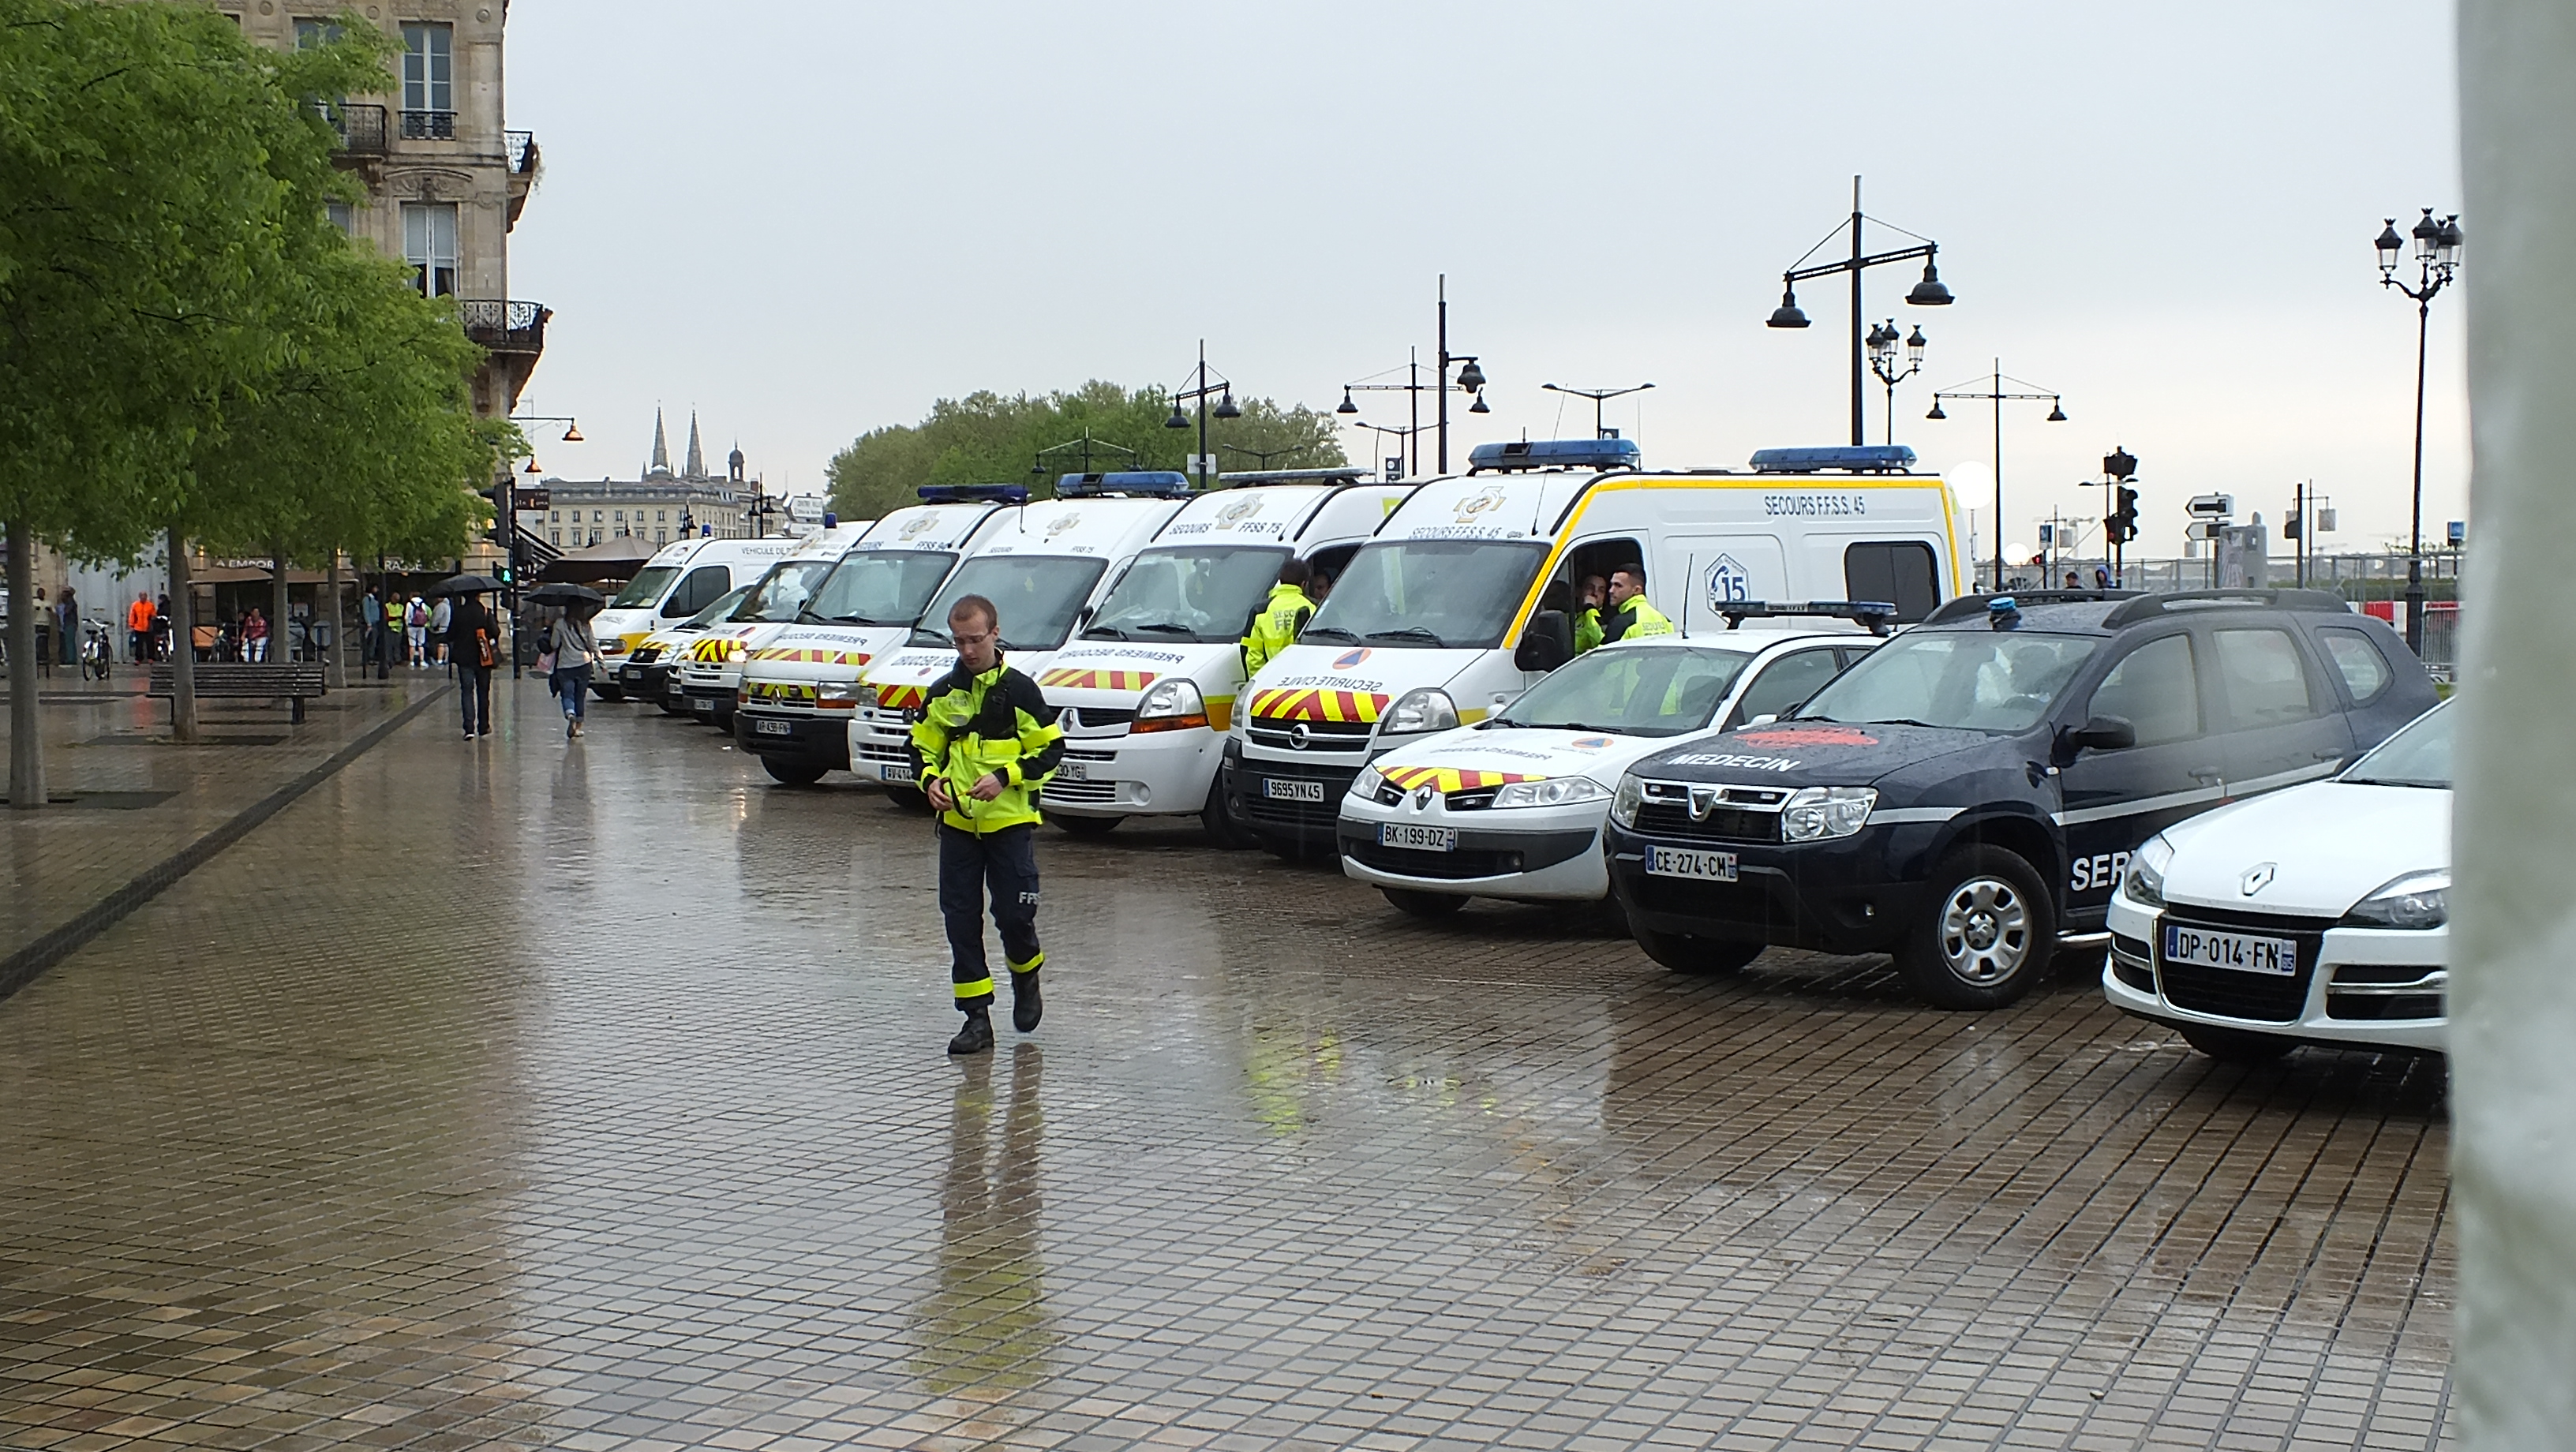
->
xmin=948 ymin=1007 xmax=994 ymax=1056
xmin=1010 ymin=971 xmax=1043 ymax=1033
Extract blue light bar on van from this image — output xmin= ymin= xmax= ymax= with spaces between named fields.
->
xmin=1466 ymin=438 xmax=1643 ymax=473
xmin=1748 ymin=445 xmax=1917 ymax=473
xmin=916 ymin=485 xmax=1030 ymax=504
xmin=1056 ymin=470 xmax=1194 ymax=498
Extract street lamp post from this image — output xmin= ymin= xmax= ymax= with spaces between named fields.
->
xmin=1927 ymin=361 xmax=2067 ymax=591
xmin=1218 ymin=442 xmax=1316 ymax=473
xmin=1346 ymin=420 xmax=1430 ymax=482
xmin=503 ymin=413 xmax=581 ymax=675
xmin=1865 ymin=321 xmax=1928 ymax=445
xmin=1166 ymin=339 xmax=1240 ymax=491
xmin=1540 ymin=381 xmax=1653 ymax=440
xmin=2375 ymin=208 xmax=2462 ymax=654
xmin=1766 ymin=175 xmax=1956 ymax=446
xmin=1339 ymin=341 xmax=1485 ymax=481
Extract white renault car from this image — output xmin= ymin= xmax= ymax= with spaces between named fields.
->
xmin=2105 ymin=698 xmax=2451 ymax=1061
xmin=1337 ymin=620 xmax=1883 ymax=919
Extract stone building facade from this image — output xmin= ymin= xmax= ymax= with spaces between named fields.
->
xmin=526 ymin=411 xmax=770 ymax=549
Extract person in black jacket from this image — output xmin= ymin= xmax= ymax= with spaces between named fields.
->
xmin=447 ymin=592 xmax=500 ymax=739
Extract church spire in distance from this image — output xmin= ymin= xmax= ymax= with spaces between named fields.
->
xmin=648 ymin=406 xmax=672 ymax=478
xmin=686 ymin=410 xmax=706 ymax=481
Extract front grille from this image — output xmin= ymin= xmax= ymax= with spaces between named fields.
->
xmin=854 ymin=741 xmax=910 ymax=764
xmin=2110 ymin=933 xmax=2155 ymax=992
xmin=2324 ymin=964 xmax=2445 ymax=1021
xmin=1249 ymin=717 xmax=1373 ymax=752
xmin=1063 ymin=747 xmax=1115 ymax=764
xmin=2326 ymin=993 xmax=2443 ymax=1021
xmin=1632 ymin=801 xmax=1780 ymax=844
xmin=1342 ymin=838 xmax=1525 ymax=880
xmin=1042 ymin=780 xmax=1118 ymax=805
xmin=1241 ymin=762 xmax=1356 ymax=832
xmin=2156 ymin=908 xmax=2331 ymax=1024
xmin=629 ymin=646 xmax=663 ymax=665
xmin=1065 ymin=707 xmax=1134 ymax=729
xmin=1447 ymin=788 xmax=1500 ymax=811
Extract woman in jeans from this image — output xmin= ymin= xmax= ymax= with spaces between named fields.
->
xmin=549 ymin=607 xmax=601 ymax=739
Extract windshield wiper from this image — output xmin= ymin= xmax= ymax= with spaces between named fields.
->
xmin=1133 ymin=622 xmax=1197 ymax=635
xmin=1365 ymin=626 xmax=1446 ymax=646
xmin=1082 ymin=626 xmax=1130 ymax=640
xmin=1302 ymin=626 xmax=1360 ymax=644
xmin=2342 ymin=776 xmax=2447 ymax=789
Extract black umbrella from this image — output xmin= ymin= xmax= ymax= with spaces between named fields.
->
xmin=425 ymin=573 xmax=504 ymax=597
xmin=525 ymin=583 xmax=606 ymax=607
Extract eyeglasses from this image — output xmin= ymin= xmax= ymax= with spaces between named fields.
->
xmin=953 ymin=627 xmax=997 ymax=647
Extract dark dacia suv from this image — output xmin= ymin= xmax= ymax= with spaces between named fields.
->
xmin=1602 ymin=590 xmax=2439 ymax=1009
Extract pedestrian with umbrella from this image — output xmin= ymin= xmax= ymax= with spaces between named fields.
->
xmin=430 ymin=574 xmax=504 ymax=739
xmin=529 ymin=584 xmax=605 ymax=739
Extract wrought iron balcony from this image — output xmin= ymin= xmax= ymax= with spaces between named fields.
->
xmin=399 ymin=109 xmax=456 ymax=140
xmin=457 ymin=300 xmax=549 ymax=355
xmin=321 ymin=102 xmax=388 ymax=157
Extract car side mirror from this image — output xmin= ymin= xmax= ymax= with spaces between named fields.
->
xmin=1515 ymin=610 xmax=1575 ymax=672
xmin=2061 ymin=714 xmax=2137 ymax=753
xmin=1747 ymin=713 xmax=1780 ymax=728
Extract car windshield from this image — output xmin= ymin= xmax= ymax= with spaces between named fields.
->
xmin=1792 ymin=629 xmax=2102 ymax=733
xmin=1492 ymin=646 xmax=1757 ymax=737
xmin=681 ymin=586 xmax=751 ymax=629
xmin=2341 ymin=701 xmax=2452 ymax=788
xmin=1301 ymin=539 xmax=1548 ymax=650
xmin=736 ymin=559 xmax=835 ymax=623
xmin=802 ymin=549 xmax=955 ymax=627
xmin=1084 ymin=545 xmax=1287 ymax=643
xmin=912 ymin=556 xmax=1109 ymax=652
xmin=609 ymin=565 xmax=677 ymax=610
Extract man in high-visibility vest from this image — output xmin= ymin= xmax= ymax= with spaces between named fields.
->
xmin=1572 ymin=573 xmax=1608 ymax=653
xmin=1598 ymin=564 xmax=1675 ymax=643
xmin=1239 ymin=557 xmax=1317 ymax=677
xmin=911 ymin=594 xmax=1065 ymax=1057
xmin=126 ymin=592 xmax=155 ymax=664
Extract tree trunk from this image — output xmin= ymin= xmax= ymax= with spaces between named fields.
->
xmin=167 ymin=527 xmax=197 ymax=743
xmin=6 ymin=519 xmax=46 ymax=810
xmin=271 ymin=544 xmax=290 ymax=669
xmin=324 ymin=552 xmax=346 ymax=690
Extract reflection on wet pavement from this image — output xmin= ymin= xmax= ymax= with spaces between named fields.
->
xmin=0 ymin=681 xmax=2454 ymax=1449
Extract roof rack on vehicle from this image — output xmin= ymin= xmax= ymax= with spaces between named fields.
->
xmin=1920 ymin=589 xmax=2136 ymax=627
xmin=2098 ymin=588 xmax=2353 ymax=627
xmin=916 ymin=484 xmax=1030 ymax=504
xmin=1716 ymin=600 xmax=1903 ymax=638
xmin=1211 ymin=468 xmax=1374 ymax=488
xmin=1055 ymin=470 xmax=1194 ymax=499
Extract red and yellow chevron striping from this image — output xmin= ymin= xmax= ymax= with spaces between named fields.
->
xmin=1378 ymin=764 xmax=1544 ymax=795
xmin=748 ymin=647 xmax=874 ymax=666
xmin=876 ymin=684 xmax=929 ymax=710
xmin=1036 ymin=668 xmax=1161 ymax=692
xmin=1248 ymin=687 xmax=1390 ymax=724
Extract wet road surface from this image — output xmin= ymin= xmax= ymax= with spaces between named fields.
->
xmin=0 ymin=681 xmax=2454 ymax=1449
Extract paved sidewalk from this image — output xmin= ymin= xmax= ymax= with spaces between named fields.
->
xmin=0 ymin=682 xmax=2455 ymax=1450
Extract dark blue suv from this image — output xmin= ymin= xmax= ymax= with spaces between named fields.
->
xmin=1602 ymin=590 xmax=2439 ymax=1009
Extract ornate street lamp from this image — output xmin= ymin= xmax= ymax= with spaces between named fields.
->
xmin=1928 ymin=361 xmax=2069 ymax=591
xmin=2376 ymin=208 xmax=2462 ymax=653
xmin=1767 ymin=176 xmax=1956 ymax=445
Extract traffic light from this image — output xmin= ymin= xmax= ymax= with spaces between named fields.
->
xmin=2106 ymin=485 xmax=2140 ymax=544
xmin=496 ymin=563 xmax=513 ymax=586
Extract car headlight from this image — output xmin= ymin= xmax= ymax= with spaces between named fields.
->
xmin=1133 ymin=679 xmax=1209 ymax=733
xmin=1492 ymin=777 xmax=1608 ymax=810
xmin=816 ymin=681 xmax=862 ymax=708
xmin=2123 ymin=833 xmax=2173 ymax=908
xmin=1779 ymin=786 xmax=1877 ymax=841
xmin=1611 ymin=774 xmax=1645 ymax=828
xmin=2342 ymin=870 xmax=2449 ymax=930
xmin=1352 ymin=765 xmax=1385 ymax=801
xmin=1384 ymin=688 xmax=1458 ymax=735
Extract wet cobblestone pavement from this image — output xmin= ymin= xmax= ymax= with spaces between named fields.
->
xmin=0 ymin=683 xmax=2455 ymax=1450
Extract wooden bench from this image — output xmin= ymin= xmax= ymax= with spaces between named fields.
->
xmin=146 ymin=663 xmax=328 ymax=724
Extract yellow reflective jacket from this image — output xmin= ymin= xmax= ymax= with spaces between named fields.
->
xmin=1240 ymin=583 xmax=1316 ymax=676
xmin=1573 ymin=606 xmax=1604 ymax=653
xmin=908 ymin=653 xmax=1065 ymax=833
xmin=1602 ymin=597 xmax=1676 ymax=643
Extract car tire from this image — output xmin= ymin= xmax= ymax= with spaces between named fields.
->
xmin=1597 ymin=889 xmax=1633 ymax=938
xmin=2177 ymin=1024 xmax=2295 ymax=1064
xmin=1382 ymin=888 xmax=1466 ymax=919
xmin=886 ymin=786 xmax=932 ymax=814
xmin=760 ymin=758 xmax=827 ymax=787
xmin=593 ymin=683 xmax=627 ymax=702
xmin=1633 ymin=926 xmax=1762 ymax=974
xmin=1200 ymin=780 xmax=1256 ymax=849
xmin=1053 ymin=814 xmax=1122 ymax=837
xmin=1897 ymin=845 xmax=2057 ymax=1009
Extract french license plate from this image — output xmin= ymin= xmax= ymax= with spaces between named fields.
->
xmin=1058 ymin=762 xmax=1088 ymax=781
xmin=1646 ymin=846 xmax=1739 ymax=882
xmin=1264 ymin=777 xmax=1325 ymax=803
xmin=1378 ymin=822 xmax=1456 ymax=852
xmin=2163 ymin=924 xmax=2297 ymax=977
xmin=753 ymin=718 xmax=793 ymax=737
xmin=882 ymin=762 xmax=915 ymax=784
xmin=691 ymin=697 xmax=713 ymax=713
xmin=620 ymin=668 xmax=646 ymax=684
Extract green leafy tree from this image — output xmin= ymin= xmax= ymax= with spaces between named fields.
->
xmin=827 ymin=383 xmax=1345 ymax=523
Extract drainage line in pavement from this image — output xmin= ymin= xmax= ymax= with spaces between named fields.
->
xmin=0 ymin=685 xmax=453 ymax=1005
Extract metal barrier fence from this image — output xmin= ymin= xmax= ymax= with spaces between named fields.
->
xmin=1979 ymin=550 xmax=2466 ymax=675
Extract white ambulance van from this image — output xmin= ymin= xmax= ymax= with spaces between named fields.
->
xmin=1222 ymin=440 xmax=1963 ymax=856
xmin=844 ymin=473 xmax=1193 ymax=800
xmin=590 ymin=535 xmax=807 ymax=700
xmin=1028 ymin=470 xmax=1413 ymax=839
xmin=732 ymin=492 xmax=1020 ymax=784
xmin=670 ymin=521 xmax=873 ymax=730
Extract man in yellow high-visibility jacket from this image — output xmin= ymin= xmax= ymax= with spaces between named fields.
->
xmin=1239 ymin=558 xmax=1317 ymax=677
xmin=910 ymin=594 xmax=1065 ymax=1056
xmin=1598 ymin=564 xmax=1676 ymax=643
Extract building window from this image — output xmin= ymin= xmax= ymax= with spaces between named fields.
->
xmin=294 ymin=18 xmax=343 ymax=48
xmin=550 ymin=531 xmax=561 ymax=545
xmin=400 ymin=23 xmax=454 ymax=137
xmin=401 ymin=203 xmax=458 ymax=297
xmin=657 ymin=510 xmax=667 ymax=522
xmin=655 ymin=530 xmax=667 ymax=543
xmin=325 ymin=200 xmax=354 ymax=234
xmin=593 ymin=510 xmax=604 ymax=522
xmin=549 ymin=511 xmax=560 ymax=522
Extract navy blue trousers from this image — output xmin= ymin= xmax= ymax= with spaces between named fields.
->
xmin=937 ymin=822 xmax=1043 ymax=1009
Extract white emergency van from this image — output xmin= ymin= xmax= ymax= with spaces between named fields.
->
xmin=668 ymin=522 xmax=873 ymax=729
xmin=1022 ymin=471 xmax=1412 ymax=839
xmin=844 ymin=473 xmax=1193 ymax=800
xmin=590 ymin=535 xmax=807 ymax=699
xmin=732 ymin=492 xmax=1020 ymax=784
xmin=1222 ymin=440 xmax=1964 ymax=855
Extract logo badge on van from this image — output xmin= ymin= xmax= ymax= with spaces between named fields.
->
xmin=900 ymin=515 xmax=938 ymax=539
xmin=1219 ymin=497 xmax=1264 ymax=526
xmin=1455 ymin=485 xmax=1507 ymax=524
xmin=1046 ymin=513 xmax=1082 ymax=537
xmin=1705 ymin=554 xmax=1751 ymax=608
xmin=1331 ymin=648 xmax=1372 ymax=669
xmin=2240 ymin=863 xmax=2278 ymax=896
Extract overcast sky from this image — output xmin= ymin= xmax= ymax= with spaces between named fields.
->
xmin=504 ymin=1 xmax=2464 ymax=563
